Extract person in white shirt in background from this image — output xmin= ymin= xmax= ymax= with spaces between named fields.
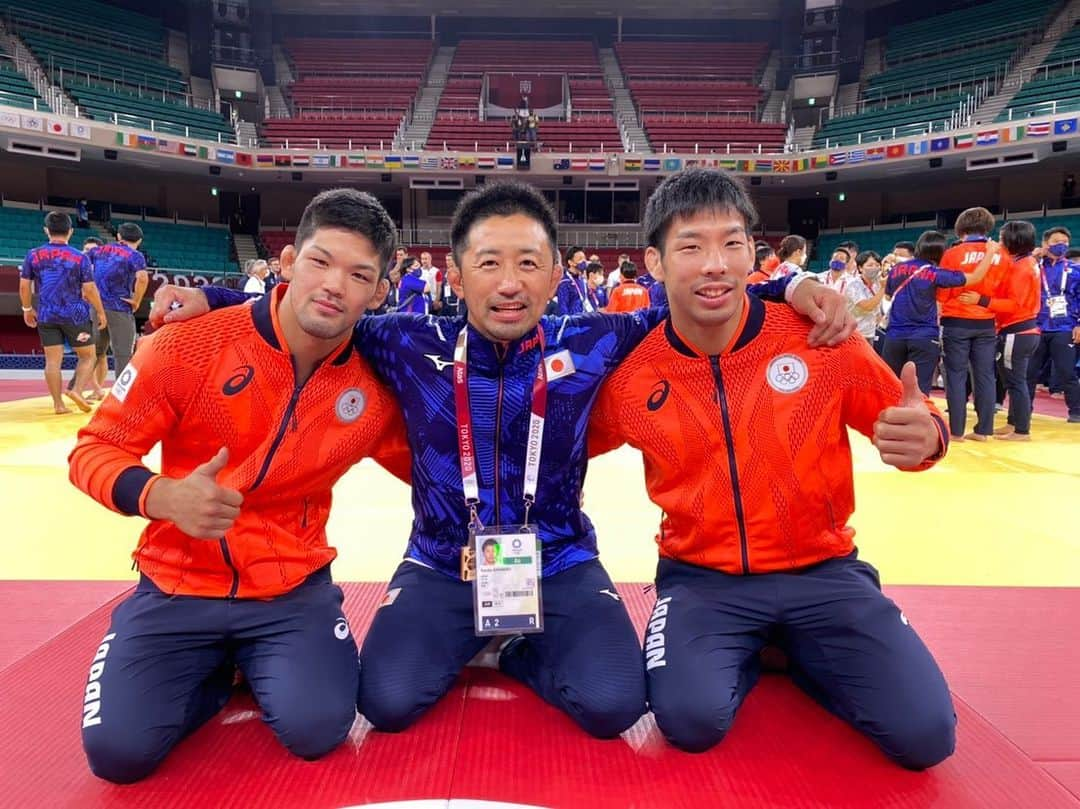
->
xmin=845 ymin=250 xmax=887 ymax=347
xmin=772 ymin=234 xmax=808 ymax=279
xmin=418 ymin=251 xmax=442 ymax=311
xmin=242 ymin=259 xmax=269 ymax=294
xmin=606 ymin=252 xmax=630 ymax=290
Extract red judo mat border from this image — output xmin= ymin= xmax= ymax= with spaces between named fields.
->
xmin=0 ymin=582 xmax=1077 ymax=808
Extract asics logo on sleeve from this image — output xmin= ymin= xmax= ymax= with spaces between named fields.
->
xmin=425 ymin=353 xmax=453 ymax=372
xmin=647 ymin=380 xmax=670 ymax=411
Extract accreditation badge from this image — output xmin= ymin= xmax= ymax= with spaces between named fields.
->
xmin=471 ymin=525 xmax=543 ymax=636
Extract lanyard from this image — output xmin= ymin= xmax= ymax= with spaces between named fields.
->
xmin=453 ymin=327 xmax=548 ymax=528
xmin=567 ymin=272 xmax=594 ymax=312
xmin=1041 ymin=264 xmax=1070 ymax=297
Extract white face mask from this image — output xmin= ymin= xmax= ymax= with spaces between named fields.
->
xmin=864 ymin=266 xmax=882 ymax=281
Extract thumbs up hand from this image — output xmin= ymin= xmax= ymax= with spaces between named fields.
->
xmin=144 ymin=447 xmax=244 ymax=539
xmin=872 ymin=363 xmax=943 ymax=469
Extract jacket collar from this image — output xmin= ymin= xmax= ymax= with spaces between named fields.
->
xmin=251 ymin=284 xmax=354 ymax=366
xmin=663 ymin=293 xmax=765 ymax=358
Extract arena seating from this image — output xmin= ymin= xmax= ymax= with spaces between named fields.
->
xmin=0 ymin=206 xmax=97 ymax=265
xmin=2 ymin=0 xmax=235 ymax=144
xmin=813 ymin=93 xmax=968 ymax=147
xmin=113 ymin=219 xmax=236 ymax=274
xmin=1000 ymin=23 xmax=1080 ymax=120
xmin=614 ymin=42 xmax=785 ymax=153
xmin=0 ymin=47 xmax=50 ymax=112
xmin=424 ymin=40 xmax=621 ymax=152
xmin=261 ymin=38 xmax=431 ymax=151
xmin=864 ymin=43 xmax=1019 ymax=103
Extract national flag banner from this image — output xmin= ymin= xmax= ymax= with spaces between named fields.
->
xmin=643 ymin=158 xmax=661 ymax=171
xmin=588 ymin=157 xmax=606 ymax=171
xmin=20 ymin=114 xmax=43 ymax=132
xmin=1026 ymin=121 xmax=1050 ymax=137
xmin=794 ymin=158 xmax=809 ymax=172
xmin=828 ymin=152 xmax=846 ymax=166
xmin=1000 ymin=125 xmax=1024 ymax=143
xmin=183 ymin=143 xmax=199 ymax=157
xmin=811 ymin=155 xmax=830 ymax=169
xmin=570 ymin=158 xmax=588 ymax=171
xmin=311 ymin=154 xmax=331 ymax=168
xmin=197 ymin=146 xmax=209 ymax=160
xmin=752 ymin=159 xmax=773 ymax=172
xmin=496 ymin=155 xmax=514 ymax=169
xmin=847 ymin=149 xmax=865 ymax=164
xmin=403 ymin=154 xmax=421 ymax=168
xmin=867 ymin=147 xmax=886 ymax=160
xmin=274 ymin=154 xmax=292 ymax=167
xmin=292 ymin=155 xmax=310 ymax=167
xmin=976 ymin=130 xmax=999 ymax=146
xmin=906 ymin=141 xmax=927 ymax=156
xmin=953 ymin=133 xmax=974 ymax=149
xmin=346 ymin=154 xmax=366 ymax=168
xmin=71 ymin=121 xmax=92 ymax=140
xmin=736 ymin=160 xmax=752 ymax=172
xmin=421 ymin=156 xmax=440 ymax=170
xmin=384 ymin=155 xmax=403 ymax=169
xmin=662 ymin=157 xmax=682 ymax=171
xmin=215 ymin=148 xmax=236 ymax=164
xmin=458 ymin=156 xmax=476 ymax=169
xmin=236 ymin=152 xmax=253 ymax=166
xmin=45 ymin=118 xmax=67 ymax=136
xmin=137 ymin=134 xmax=157 ymax=150
xmin=623 ymin=157 xmax=642 ymax=171
xmin=553 ymin=157 xmax=571 ymax=171
xmin=440 ymin=156 xmax=459 ymax=170
xmin=126 ymin=133 xmax=140 ymax=147
xmin=884 ymin=144 xmax=903 ymax=159
xmin=718 ymin=158 xmax=738 ymax=170
xmin=0 ymin=109 xmax=20 ymax=129
xmin=1053 ymin=118 xmax=1078 ymax=136
xmin=157 ymin=139 xmax=182 ymax=155
xmin=256 ymin=153 xmax=274 ymax=165
xmin=477 ymin=156 xmax=497 ymax=170
xmin=772 ymin=159 xmax=791 ymax=173
xmin=929 ymin=137 xmax=950 ymax=152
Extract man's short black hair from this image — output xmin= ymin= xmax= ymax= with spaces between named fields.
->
xmin=450 ymin=181 xmax=559 ymax=268
xmin=1000 ymin=220 xmax=1036 ymax=256
xmin=566 ymin=245 xmax=585 ymax=264
xmin=44 ymin=211 xmax=72 ymax=236
xmin=894 ymin=241 xmax=915 ymax=254
xmin=855 ymin=250 xmax=881 ymax=267
xmin=1043 ymin=225 xmax=1072 ymax=242
xmin=586 ymin=261 xmax=604 ymax=276
xmin=117 ymin=222 xmax=143 ymax=243
xmin=295 ymin=188 xmax=398 ymax=278
xmin=82 ymin=236 xmax=103 ymax=248
xmin=954 ymin=207 xmax=995 ymax=238
xmin=645 ymin=168 xmax=758 ymax=254
xmin=915 ymin=230 xmax=948 ymax=265
xmin=481 ymin=538 xmax=498 ymax=551
xmin=831 ymin=247 xmax=851 ymax=261
xmin=837 ymin=240 xmax=859 ymax=254
xmin=620 ymin=260 xmax=637 ymax=279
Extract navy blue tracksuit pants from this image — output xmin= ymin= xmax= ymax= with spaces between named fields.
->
xmin=646 ymin=555 xmax=956 ymax=770
xmin=942 ymin=323 xmax=997 ymax=437
xmin=81 ymin=568 xmax=359 ymax=784
xmin=358 ymin=558 xmax=645 ymax=738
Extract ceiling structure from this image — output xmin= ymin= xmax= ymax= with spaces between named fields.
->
xmin=270 ymin=0 xmax=785 ymax=20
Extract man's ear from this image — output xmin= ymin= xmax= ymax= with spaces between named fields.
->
xmin=644 ymin=246 xmax=665 ymax=283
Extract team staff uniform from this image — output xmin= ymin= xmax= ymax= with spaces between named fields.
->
xmin=937 ymin=212 xmax=1010 ymax=438
xmin=69 ymin=191 xmax=411 ymax=784
xmin=1030 ymin=240 xmax=1080 ymax=421
xmin=589 ymin=168 xmax=954 ymax=771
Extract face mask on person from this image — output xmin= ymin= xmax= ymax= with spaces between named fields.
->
xmin=829 ymin=259 xmax=846 ymax=272
xmin=1048 ymin=243 xmax=1070 ymax=258
xmin=576 ymin=261 xmax=588 ymax=271
xmin=863 ymin=266 xmax=882 ymax=281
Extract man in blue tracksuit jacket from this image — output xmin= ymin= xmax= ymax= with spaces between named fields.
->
xmin=156 ymin=181 xmax=852 ymax=739
xmin=1030 ymin=227 xmax=1080 ymax=421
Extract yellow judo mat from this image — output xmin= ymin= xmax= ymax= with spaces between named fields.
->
xmin=1 ymin=393 xmax=1078 ymax=587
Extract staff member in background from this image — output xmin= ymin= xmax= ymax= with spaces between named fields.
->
xmin=956 ymin=221 xmax=1042 ymax=440
xmin=882 ymin=231 xmax=996 ymax=395
xmin=1028 ymin=226 xmax=1080 ymax=423
xmin=845 ymin=250 xmax=887 ymax=346
xmin=772 ymin=235 xmax=808 ymax=279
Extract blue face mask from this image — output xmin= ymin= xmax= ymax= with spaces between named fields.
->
xmin=829 ymin=259 xmax=847 ymax=272
xmin=1048 ymin=243 xmax=1070 ymax=258
xmin=576 ymin=260 xmax=588 ymax=271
